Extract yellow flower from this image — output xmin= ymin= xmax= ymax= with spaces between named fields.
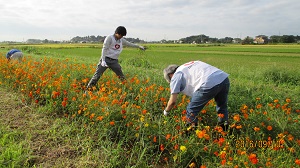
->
xmin=180 ymin=145 xmax=187 ymax=152
xmin=189 ymin=162 xmax=196 ymax=168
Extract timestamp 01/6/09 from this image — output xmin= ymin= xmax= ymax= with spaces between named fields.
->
xmin=235 ymin=139 xmax=284 ymax=149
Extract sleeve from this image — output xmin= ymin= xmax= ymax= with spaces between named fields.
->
xmin=6 ymin=52 xmax=10 ymax=59
xmin=101 ymin=36 xmax=112 ymax=60
xmin=170 ymin=72 xmax=185 ymax=94
xmin=121 ymin=38 xmax=139 ymax=48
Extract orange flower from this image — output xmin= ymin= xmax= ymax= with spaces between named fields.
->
xmin=196 ymin=130 xmax=206 ymax=139
xmin=174 ymin=144 xmax=179 ymax=150
xmin=256 ymin=104 xmax=262 ymax=109
xmin=89 ymin=113 xmax=95 ymax=119
xmin=240 ymin=151 xmax=246 ymax=155
xmin=189 ymin=162 xmax=196 ymax=168
xmin=219 ymin=151 xmax=226 ymax=159
xmin=52 ymin=91 xmax=60 ymax=98
xmin=61 ymin=101 xmax=67 ymax=107
xmin=142 ymin=109 xmax=147 ymax=114
xmin=217 ymin=137 xmax=225 ymax=147
xmin=82 ymin=78 xmax=88 ymax=83
xmin=285 ymin=98 xmax=291 ymax=103
xmin=96 ymin=116 xmax=103 ymax=121
xmin=204 ymin=134 xmax=210 ymax=140
xmin=248 ymin=153 xmax=258 ymax=164
xmin=243 ymin=113 xmax=249 ymax=119
xmin=288 ymin=134 xmax=294 ymax=141
xmin=295 ymin=158 xmax=300 ymax=165
xmin=109 ymin=121 xmax=115 ymax=126
xmin=253 ymin=127 xmax=260 ymax=132
xmin=111 ymin=99 xmax=119 ymax=105
xmin=266 ymin=161 xmax=272 ymax=167
xmin=218 ymin=113 xmax=224 ymax=118
xmin=165 ymin=134 xmax=171 ymax=140
xmin=221 ymin=159 xmax=226 ymax=165
xmin=153 ymin=136 xmax=157 ymax=143
xmin=267 ymin=125 xmax=272 ymax=131
xmin=233 ymin=114 xmax=240 ymax=122
xmin=160 ymin=144 xmax=164 ymax=151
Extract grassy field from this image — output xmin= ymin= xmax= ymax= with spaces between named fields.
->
xmin=0 ymin=43 xmax=299 ymax=167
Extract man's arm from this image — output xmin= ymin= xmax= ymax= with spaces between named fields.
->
xmin=165 ymin=93 xmax=178 ymax=112
xmin=101 ymin=36 xmax=112 ymax=60
xmin=122 ymin=38 xmax=145 ymax=50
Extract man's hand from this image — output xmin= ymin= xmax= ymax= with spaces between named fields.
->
xmin=101 ymin=60 xmax=108 ymax=67
xmin=163 ymin=110 xmax=168 ymax=116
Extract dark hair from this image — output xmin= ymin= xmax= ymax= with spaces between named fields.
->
xmin=115 ymin=26 xmax=127 ymax=36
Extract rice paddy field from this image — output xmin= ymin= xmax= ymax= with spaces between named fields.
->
xmin=0 ymin=43 xmax=299 ymax=167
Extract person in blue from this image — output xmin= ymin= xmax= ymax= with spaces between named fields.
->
xmin=6 ymin=49 xmax=23 ymax=62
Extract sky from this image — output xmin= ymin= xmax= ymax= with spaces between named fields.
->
xmin=1 ymin=0 xmax=300 ymax=42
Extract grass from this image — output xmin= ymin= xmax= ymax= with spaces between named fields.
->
xmin=0 ymin=87 xmax=112 ymax=168
xmin=0 ymin=43 xmax=299 ymax=167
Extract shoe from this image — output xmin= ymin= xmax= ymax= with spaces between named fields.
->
xmin=218 ymin=121 xmax=229 ymax=132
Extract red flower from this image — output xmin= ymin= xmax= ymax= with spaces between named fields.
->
xmin=160 ymin=144 xmax=165 ymax=151
xmin=248 ymin=153 xmax=258 ymax=164
xmin=62 ymin=101 xmax=67 ymax=107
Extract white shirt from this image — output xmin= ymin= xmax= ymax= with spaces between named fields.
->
xmin=101 ymin=35 xmax=140 ymax=60
xmin=170 ymin=61 xmax=229 ymax=97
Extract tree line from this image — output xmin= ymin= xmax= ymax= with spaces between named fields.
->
xmin=70 ymin=35 xmax=146 ymax=44
xmin=22 ymin=34 xmax=300 ymax=44
xmin=178 ymin=34 xmax=300 ymax=44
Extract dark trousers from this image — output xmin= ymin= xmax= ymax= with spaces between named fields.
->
xmin=86 ymin=57 xmax=125 ymax=89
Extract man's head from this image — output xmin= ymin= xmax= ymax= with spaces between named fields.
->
xmin=115 ymin=26 xmax=127 ymax=36
xmin=163 ymin=64 xmax=179 ymax=83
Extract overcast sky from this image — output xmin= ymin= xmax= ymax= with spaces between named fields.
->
xmin=1 ymin=0 xmax=299 ymax=42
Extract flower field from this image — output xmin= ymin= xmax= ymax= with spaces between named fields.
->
xmin=0 ymin=44 xmax=300 ymax=167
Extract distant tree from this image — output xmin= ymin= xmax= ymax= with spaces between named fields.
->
xmin=269 ymin=35 xmax=281 ymax=43
xmin=281 ymin=35 xmax=295 ymax=43
xmin=179 ymin=34 xmax=209 ymax=44
xmin=208 ymin=37 xmax=218 ymax=43
xmin=296 ymin=35 xmax=300 ymax=42
xmin=241 ymin=36 xmax=253 ymax=45
xmin=233 ymin=38 xmax=242 ymax=44
xmin=218 ymin=37 xmax=233 ymax=43
xmin=43 ymin=39 xmax=49 ymax=43
xmin=26 ymin=39 xmax=42 ymax=43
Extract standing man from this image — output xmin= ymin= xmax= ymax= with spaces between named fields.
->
xmin=6 ymin=49 xmax=23 ymax=62
xmin=86 ymin=26 xmax=145 ymax=90
xmin=162 ymin=60 xmax=230 ymax=130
